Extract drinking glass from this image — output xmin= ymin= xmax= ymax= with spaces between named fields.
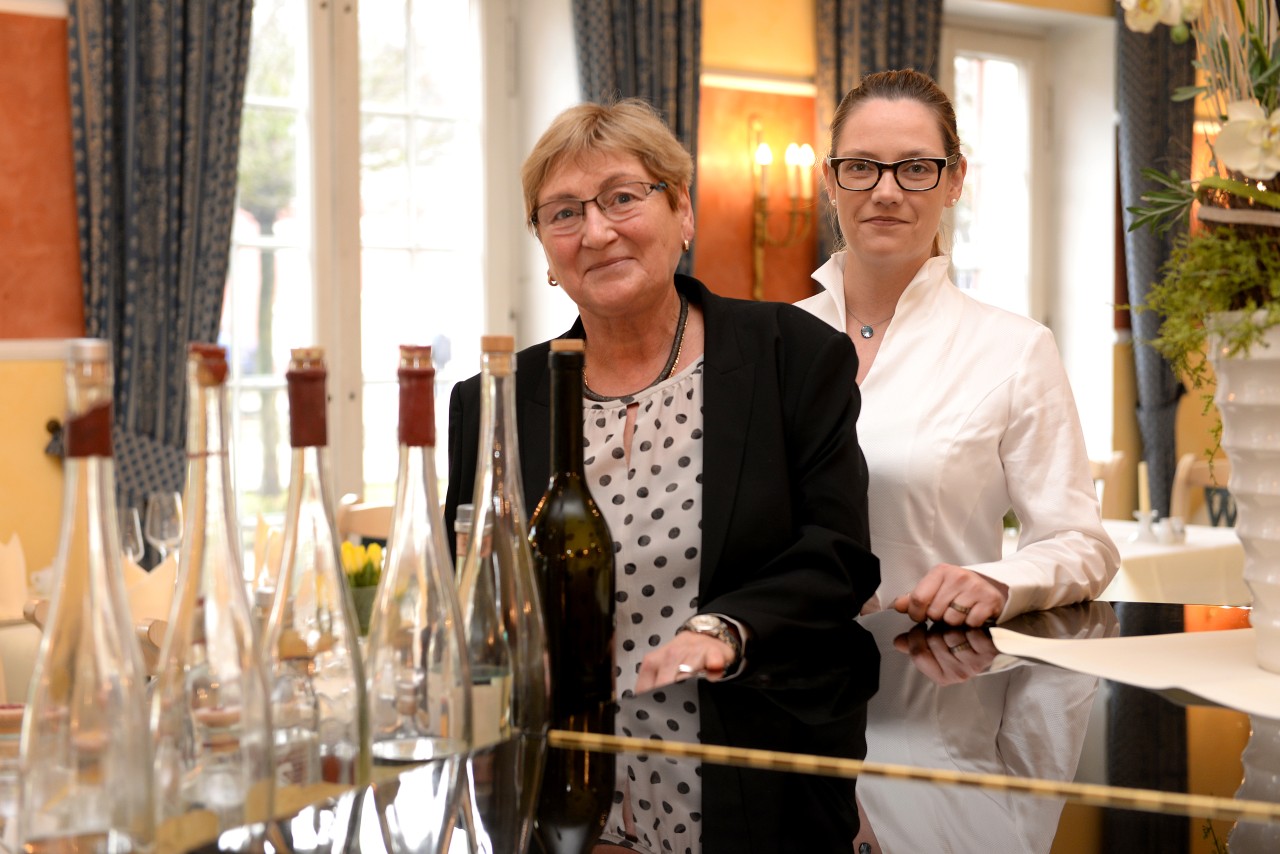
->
xmin=120 ymin=506 xmax=145 ymax=565
xmin=144 ymin=492 xmax=184 ymax=563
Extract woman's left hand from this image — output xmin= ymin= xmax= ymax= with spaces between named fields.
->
xmin=634 ymin=631 xmax=736 ymax=694
xmin=890 ymin=563 xmax=1009 ymax=627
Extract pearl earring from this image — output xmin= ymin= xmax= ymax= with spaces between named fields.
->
xmin=547 ymin=270 xmax=558 ymax=287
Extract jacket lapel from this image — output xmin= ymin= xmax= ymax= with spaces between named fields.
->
xmin=697 ymin=289 xmax=754 ymax=592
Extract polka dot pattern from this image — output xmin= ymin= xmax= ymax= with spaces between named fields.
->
xmin=587 ymin=359 xmax=705 ymax=853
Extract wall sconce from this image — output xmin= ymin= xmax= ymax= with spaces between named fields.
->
xmin=751 ymin=117 xmax=815 ymax=300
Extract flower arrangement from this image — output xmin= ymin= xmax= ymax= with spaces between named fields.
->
xmin=341 ymin=540 xmax=382 ymax=589
xmin=1123 ymin=0 xmax=1280 ymax=399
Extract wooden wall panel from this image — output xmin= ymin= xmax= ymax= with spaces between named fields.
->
xmin=0 ymin=12 xmax=82 ymax=339
xmin=693 ymin=85 xmax=820 ymax=304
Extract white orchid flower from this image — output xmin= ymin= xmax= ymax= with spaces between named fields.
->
xmin=1120 ymin=0 xmax=1199 ymax=32
xmin=1178 ymin=0 xmax=1203 ymax=19
xmin=1215 ymin=99 xmax=1280 ymax=181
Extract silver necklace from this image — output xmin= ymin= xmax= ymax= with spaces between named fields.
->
xmin=845 ymin=304 xmax=894 ymax=339
xmin=583 ymin=292 xmax=689 ymax=402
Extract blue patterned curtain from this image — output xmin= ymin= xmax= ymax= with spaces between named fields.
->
xmin=814 ymin=0 xmax=944 ymax=258
xmin=1116 ymin=12 xmax=1195 ymax=518
xmin=571 ymin=0 xmax=701 ymax=271
xmin=68 ymin=0 xmax=253 ymax=514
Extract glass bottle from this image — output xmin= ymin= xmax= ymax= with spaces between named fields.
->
xmin=265 ymin=347 xmax=369 ymax=789
xmin=18 ymin=338 xmax=154 ymax=852
xmin=527 ymin=338 xmax=616 ymax=853
xmin=453 ymin=502 xmax=496 ymax=854
xmin=151 ymin=343 xmax=274 ymax=835
xmin=364 ymin=345 xmax=470 ymax=850
xmin=458 ymin=334 xmax=550 ymax=854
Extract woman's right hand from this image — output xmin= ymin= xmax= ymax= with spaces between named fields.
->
xmin=893 ymin=623 xmax=999 ymax=686
xmin=890 ymin=563 xmax=1008 ymax=626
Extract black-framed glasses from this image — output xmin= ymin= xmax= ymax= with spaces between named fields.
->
xmin=826 ymin=154 xmax=960 ymax=192
xmin=531 ymin=181 xmax=668 ymax=234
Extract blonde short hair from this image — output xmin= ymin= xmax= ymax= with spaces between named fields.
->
xmin=521 ymin=98 xmax=694 ymax=234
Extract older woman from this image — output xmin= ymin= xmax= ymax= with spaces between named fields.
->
xmin=796 ymin=69 xmax=1119 ymax=628
xmin=445 ymin=98 xmax=878 ymax=851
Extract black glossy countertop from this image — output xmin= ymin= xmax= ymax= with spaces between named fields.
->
xmin=191 ymin=600 xmax=1276 ymax=854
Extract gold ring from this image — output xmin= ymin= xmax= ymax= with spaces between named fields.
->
xmin=948 ymin=641 xmax=973 ymax=654
xmin=948 ymin=602 xmax=972 ymax=615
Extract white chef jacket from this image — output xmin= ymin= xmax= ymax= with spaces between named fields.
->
xmin=796 ymin=253 xmax=1119 ymax=621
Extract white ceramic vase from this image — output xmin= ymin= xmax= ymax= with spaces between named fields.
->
xmin=1208 ymin=312 xmax=1280 ymax=673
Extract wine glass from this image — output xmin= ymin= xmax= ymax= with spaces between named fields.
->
xmin=144 ymin=492 xmax=184 ymax=564
xmin=120 ymin=506 xmax=145 ymax=565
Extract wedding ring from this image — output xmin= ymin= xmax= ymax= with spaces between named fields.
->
xmin=948 ymin=641 xmax=973 ymax=654
xmin=676 ymin=664 xmax=695 ymax=674
xmin=948 ymin=601 xmax=972 ymax=615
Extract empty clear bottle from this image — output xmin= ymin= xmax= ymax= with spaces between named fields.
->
xmin=19 ymin=338 xmax=154 ymax=852
xmin=265 ymin=347 xmax=369 ymax=789
xmin=151 ymin=343 xmax=274 ymax=835
xmin=458 ymin=335 xmax=550 ymax=854
xmin=364 ymin=345 xmax=470 ymax=851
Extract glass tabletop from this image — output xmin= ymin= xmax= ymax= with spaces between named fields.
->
xmin=182 ymin=600 xmax=1277 ymax=854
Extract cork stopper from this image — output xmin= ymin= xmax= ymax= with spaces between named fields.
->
xmin=286 ymin=347 xmax=328 ymax=448
xmin=482 ymin=335 xmax=515 ymax=377
xmin=187 ymin=343 xmax=229 ymax=386
xmin=550 ymin=338 xmax=585 ymax=353
xmin=398 ymin=344 xmax=436 ymax=447
xmin=481 ymin=335 xmax=515 ymax=353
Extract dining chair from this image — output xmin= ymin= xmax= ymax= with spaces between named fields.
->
xmin=1170 ymin=453 xmax=1235 ymax=526
xmin=1089 ymin=450 xmax=1127 ymax=520
xmin=336 ymin=493 xmax=393 ymax=545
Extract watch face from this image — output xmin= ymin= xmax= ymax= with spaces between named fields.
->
xmin=688 ymin=614 xmax=720 ymax=632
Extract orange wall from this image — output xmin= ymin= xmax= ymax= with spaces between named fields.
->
xmin=0 ymin=11 xmax=82 ymax=339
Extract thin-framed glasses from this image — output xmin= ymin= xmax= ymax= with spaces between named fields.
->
xmin=826 ymin=154 xmax=960 ymax=192
xmin=532 ymin=181 xmax=668 ymax=235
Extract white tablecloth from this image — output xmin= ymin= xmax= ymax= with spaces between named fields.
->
xmin=1002 ymin=519 xmax=1246 ymax=606
xmin=1096 ymin=519 xmax=1248 ymax=606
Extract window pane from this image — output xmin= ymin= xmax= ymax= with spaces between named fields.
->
xmin=951 ymin=54 xmax=1031 ymax=317
xmin=226 ymin=1 xmax=314 ymax=539
xmin=413 ymin=118 xmax=478 ymax=248
xmin=361 ymin=115 xmax=411 ymax=246
xmin=359 ymin=0 xmax=409 ymax=109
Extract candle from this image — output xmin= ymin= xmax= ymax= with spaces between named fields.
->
xmin=755 ymin=143 xmax=772 ymax=201
xmin=1138 ymin=461 xmax=1152 ymax=517
xmin=785 ymin=143 xmax=800 ymax=198
xmin=799 ymin=144 xmax=815 ymax=199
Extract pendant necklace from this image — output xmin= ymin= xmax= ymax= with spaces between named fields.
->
xmin=583 ymin=291 xmax=689 ymax=402
xmin=845 ymin=304 xmax=894 ymax=340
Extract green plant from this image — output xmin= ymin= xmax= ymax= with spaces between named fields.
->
xmin=341 ymin=540 xmax=383 ymax=588
xmin=1123 ymin=0 xmax=1280 ymax=407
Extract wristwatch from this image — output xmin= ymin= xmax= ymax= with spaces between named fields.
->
xmin=677 ymin=614 xmax=743 ymax=664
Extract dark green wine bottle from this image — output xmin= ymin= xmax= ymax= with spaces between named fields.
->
xmin=528 ymin=338 xmax=616 ymax=854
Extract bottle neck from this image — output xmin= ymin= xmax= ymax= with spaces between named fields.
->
xmin=183 ymin=375 xmax=240 ymax=582
xmin=548 ymin=352 xmax=585 ymax=477
xmin=476 ymin=361 xmax=528 ymax=520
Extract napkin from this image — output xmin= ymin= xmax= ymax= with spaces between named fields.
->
xmin=0 ymin=533 xmax=28 ymax=621
xmin=126 ymin=554 xmax=178 ymax=624
xmin=252 ymin=514 xmax=284 ymax=590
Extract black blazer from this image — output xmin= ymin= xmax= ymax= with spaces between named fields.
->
xmin=445 ymin=275 xmax=879 ymax=851
xmin=444 ymin=274 xmax=879 ymax=675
